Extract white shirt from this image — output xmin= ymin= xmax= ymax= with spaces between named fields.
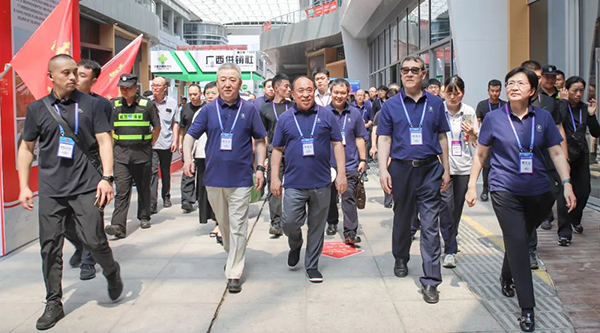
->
xmin=192 ymin=108 xmax=208 ymax=159
xmin=315 ymin=89 xmax=332 ymax=107
xmin=444 ymin=102 xmax=479 ymax=175
xmin=150 ymin=95 xmax=180 ymax=150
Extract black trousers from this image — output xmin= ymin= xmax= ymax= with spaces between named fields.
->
xmin=558 ymin=154 xmax=591 ymax=240
xmin=39 ymin=191 xmax=118 ymax=302
xmin=491 ymin=191 xmax=554 ymax=309
xmin=111 ymin=160 xmax=152 ymax=231
xmin=389 ymin=159 xmax=443 ymax=287
xmin=527 ymin=170 xmax=561 ymax=251
xmin=327 ymin=181 xmax=339 ymax=226
xmin=195 ymin=158 xmax=215 ymax=224
xmin=181 ymin=154 xmax=196 ymax=206
xmin=64 ymin=223 xmax=95 ymax=266
xmin=151 ymin=149 xmax=173 ymax=207
xmin=440 ymin=175 xmax=469 ymax=255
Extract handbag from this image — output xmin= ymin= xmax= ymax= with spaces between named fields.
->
xmin=566 ymin=130 xmax=586 ymax=163
xmin=355 ymin=172 xmax=366 ymax=210
xmin=42 ymin=97 xmax=104 ymax=176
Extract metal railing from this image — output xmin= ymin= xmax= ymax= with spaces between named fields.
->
xmin=262 ymin=0 xmax=342 ymax=32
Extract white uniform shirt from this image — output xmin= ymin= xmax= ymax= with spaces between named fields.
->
xmin=444 ymin=102 xmax=479 ymax=175
xmin=315 ymin=89 xmax=332 ymax=107
xmin=150 ymin=95 xmax=179 ymax=150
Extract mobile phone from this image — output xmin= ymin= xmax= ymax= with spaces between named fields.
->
xmin=94 ymin=196 xmax=106 ymax=212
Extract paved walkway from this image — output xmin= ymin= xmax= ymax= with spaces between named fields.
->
xmin=0 ymin=167 xmax=589 ymax=332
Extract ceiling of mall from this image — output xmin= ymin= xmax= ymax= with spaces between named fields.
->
xmin=179 ymin=0 xmax=300 ymax=24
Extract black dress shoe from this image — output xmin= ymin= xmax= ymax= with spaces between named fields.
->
xmin=288 ymin=247 xmax=301 ymax=268
xmin=227 ymin=279 xmax=242 ymax=293
xmin=394 ymin=260 xmax=408 ymax=277
xmin=181 ymin=201 xmax=194 ymax=213
xmin=421 ymin=285 xmax=439 ymax=304
xmin=480 ymin=191 xmax=489 ymax=202
xmin=499 ymin=277 xmax=515 ymax=297
xmin=105 ymin=225 xmax=126 ymax=239
xmin=69 ymin=248 xmax=82 ymax=267
xmin=519 ymin=311 xmax=535 ymax=332
xmin=269 ymin=224 xmax=283 ymax=236
xmin=163 ymin=196 xmax=172 ymax=208
xmin=150 ymin=204 xmax=158 ymax=215
xmin=106 ymin=262 xmax=123 ymax=301
xmin=80 ymin=264 xmax=97 ymax=281
xmin=326 ymin=224 xmax=337 ymax=236
xmin=36 ymin=301 xmax=65 ymax=330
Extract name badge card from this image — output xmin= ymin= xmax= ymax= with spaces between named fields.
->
xmin=220 ymin=133 xmax=233 ymax=151
xmin=519 ymin=152 xmax=533 ymax=174
xmin=451 ymin=140 xmax=462 ymax=157
xmin=302 ymin=138 xmax=315 ymax=156
xmin=341 ymin=131 xmax=346 ymax=146
xmin=57 ymin=136 xmax=75 ymax=159
xmin=410 ymin=127 xmax=423 ymax=146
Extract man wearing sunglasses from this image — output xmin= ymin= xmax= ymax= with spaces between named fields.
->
xmin=377 ymin=56 xmax=451 ymax=304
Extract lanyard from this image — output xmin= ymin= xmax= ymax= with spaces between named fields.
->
xmin=362 ymin=108 xmax=367 ymax=119
xmin=505 ymin=105 xmax=535 ymax=152
xmin=567 ymin=104 xmax=582 ymax=131
xmin=488 ymin=99 xmax=501 ymax=113
xmin=216 ymin=100 xmax=243 ymax=133
xmin=444 ymin=109 xmax=462 ymax=140
xmin=272 ymin=101 xmax=288 ymax=121
xmin=399 ymin=95 xmax=427 ymax=128
xmin=317 ymin=93 xmax=331 ymax=106
xmin=292 ymin=110 xmax=319 ymax=139
xmin=341 ymin=113 xmax=348 ymax=131
xmin=54 ymin=103 xmax=79 ymax=135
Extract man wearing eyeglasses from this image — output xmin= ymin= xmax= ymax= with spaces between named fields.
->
xmin=377 ymin=55 xmax=451 ymax=304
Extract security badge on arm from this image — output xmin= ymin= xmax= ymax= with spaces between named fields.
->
xmin=217 ymin=100 xmax=243 ymax=151
xmin=55 ymin=103 xmax=79 ymax=159
xmin=292 ymin=110 xmax=319 ymax=157
xmin=505 ymin=105 xmax=535 ymax=174
xmin=399 ymin=96 xmax=428 ymax=146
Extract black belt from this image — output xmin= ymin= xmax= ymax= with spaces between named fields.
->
xmin=395 ymin=156 xmax=438 ymax=167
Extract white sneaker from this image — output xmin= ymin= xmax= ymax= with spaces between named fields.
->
xmin=443 ymin=254 xmax=457 ymax=268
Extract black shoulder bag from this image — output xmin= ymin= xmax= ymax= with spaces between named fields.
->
xmin=42 ymin=97 xmax=104 ymax=176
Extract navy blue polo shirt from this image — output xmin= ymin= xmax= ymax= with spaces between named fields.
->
xmin=478 ymin=105 xmax=563 ymax=196
xmin=328 ymin=103 xmax=369 ymax=171
xmin=376 ymin=90 xmax=449 ymax=160
xmin=353 ymin=101 xmax=372 ymax=123
xmin=187 ymin=96 xmax=266 ymax=188
xmin=272 ymin=103 xmax=342 ymax=189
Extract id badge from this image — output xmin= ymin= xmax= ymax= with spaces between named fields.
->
xmin=57 ymin=136 xmax=75 ymax=159
xmin=451 ymin=140 xmax=462 ymax=157
xmin=220 ymin=133 xmax=233 ymax=151
xmin=302 ymin=138 xmax=315 ymax=156
xmin=341 ymin=131 xmax=346 ymax=146
xmin=519 ymin=152 xmax=533 ymax=174
xmin=409 ymin=127 xmax=423 ymax=146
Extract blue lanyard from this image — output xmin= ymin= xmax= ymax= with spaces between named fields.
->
xmin=292 ymin=109 xmax=319 ymax=139
xmin=444 ymin=108 xmax=462 ymax=140
xmin=341 ymin=113 xmax=348 ymax=131
xmin=567 ymin=104 xmax=581 ymax=131
xmin=505 ymin=105 xmax=535 ymax=152
xmin=216 ymin=100 xmax=243 ymax=133
xmin=272 ymin=101 xmax=288 ymax=121
xmin=488 ymin=99 xmax=501 ymax=113
xmin=399 ymin=95 xmax=427 ymax=128
xmin=54 ymin=103 xmax=79 ymax=135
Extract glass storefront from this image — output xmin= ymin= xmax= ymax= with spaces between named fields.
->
xmin=368 ymin=0 xmax=454 ymax=88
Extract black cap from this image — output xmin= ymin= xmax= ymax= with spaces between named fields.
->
xmin=542 ymin=65 xmax=558 ymax=76
xmin=118 ymin=74 xmax=138 ymax=87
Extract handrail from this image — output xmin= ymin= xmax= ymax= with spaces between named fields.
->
xmin=261 ymin=0 xmax=342 ymax=32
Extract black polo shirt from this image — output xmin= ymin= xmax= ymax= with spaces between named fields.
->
xmin=22 ymin=90 xmax=112 ymax=197
xmin=91 ymin=92 xmax=112 ymax=122
xmin=559 ymin=100 xmax=600 ymax=153
xmin=180 ymin=102 xmax=204 ymax=133
xmin=260 ymin=99 xmax=290 ymax=143
xmin=112 ymin=96 xmax=161 ymax=164
xmin=532 ymin=94 xmax=564 ymax=170
xmin=475 ymin=99 xmax=506 ymax=121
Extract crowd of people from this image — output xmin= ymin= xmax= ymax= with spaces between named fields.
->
xmin=17 ymin=53 xmax=599 ymax=332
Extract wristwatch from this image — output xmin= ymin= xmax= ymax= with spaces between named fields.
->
xmin=561 ymin=178 xmax=570 ymax=185
xmin=101 ymin=175 xmax=115 ymax=184
xmin=359 ymin=159 xmax=367 ymax=163
xmin=257 ymin=165 xmax=266 ymax=173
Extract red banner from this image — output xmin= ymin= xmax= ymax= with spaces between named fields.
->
xmin=315 ymin=4 xmax=323 ymax=16
xmin=10 ymin=0 xmax=74 ymax=100
xmin=92 ymin=34 xmax=143 ymax=100
xmin=323 ymin=3 xmax=331 ymax=14
xmin=330 ymin=0 xmax=338 ymax=12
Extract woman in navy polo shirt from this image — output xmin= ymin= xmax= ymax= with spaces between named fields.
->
xmin=465 ymin=67 xmax=576 ymax=332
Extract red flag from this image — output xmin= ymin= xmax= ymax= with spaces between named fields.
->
xmin=10 ymin=0 xmax=74 ymax=100
xmin=92 ymin=34 xmax=144 ymax=100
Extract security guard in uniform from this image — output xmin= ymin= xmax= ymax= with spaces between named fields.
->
xmin=105 ymin=74 xmax=161 ymax=238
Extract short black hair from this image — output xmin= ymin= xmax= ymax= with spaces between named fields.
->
xmin=188 ymin=83 xmax=200 ymax=91
xmin=488 ymin=79 xmax=502 ymax=89
xmin=565 ymin=76 xmax=586 ymax=90
xmin=427 ymin=79 xmax=441 ymax=87
xmin=378 ymin=85 xmax=389 ymax=91
xmin=204 ymin=81 xmax=217 ymax=94
xmin=272 ymin=73 xmax=290 ymax=88
xmin=312 ymin=67 xmax=330 ymax=78
xmin=556 ymin=70 xmax=565 ymax=77
xmin=142 ymin=90 xmax=153 ymax=97
xmin=262 ymin=79 xmax=273 ymax=87
xmin=77 ymin=59 xmax=102 ymax=79
xmin=444 ymin=75 xmax=465 ymax=94
xmin=331 ymin=78 xmax=350 ymax=92
xmin=400 ymin=55 xmax=426 ymax=70
xmin=521 ymin=60 xmax=542 ymax=72
xmin=505 ymin=67 xmax=539 ymax=104
xmin=291 ymin=75 xmax=316 ymax=90
xmin=181 ymin=97 xmax=188 ymax=100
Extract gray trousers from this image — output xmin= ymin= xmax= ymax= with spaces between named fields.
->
xmin=267 ymin=152 xmax=283 ymax=227
xmin=282 ymin=185 xmax=330 ymax=270
xmin=181 ymin=154 xmax=196 ymax=206
xmin=341 ymin=170 xmax=359 ymax=235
